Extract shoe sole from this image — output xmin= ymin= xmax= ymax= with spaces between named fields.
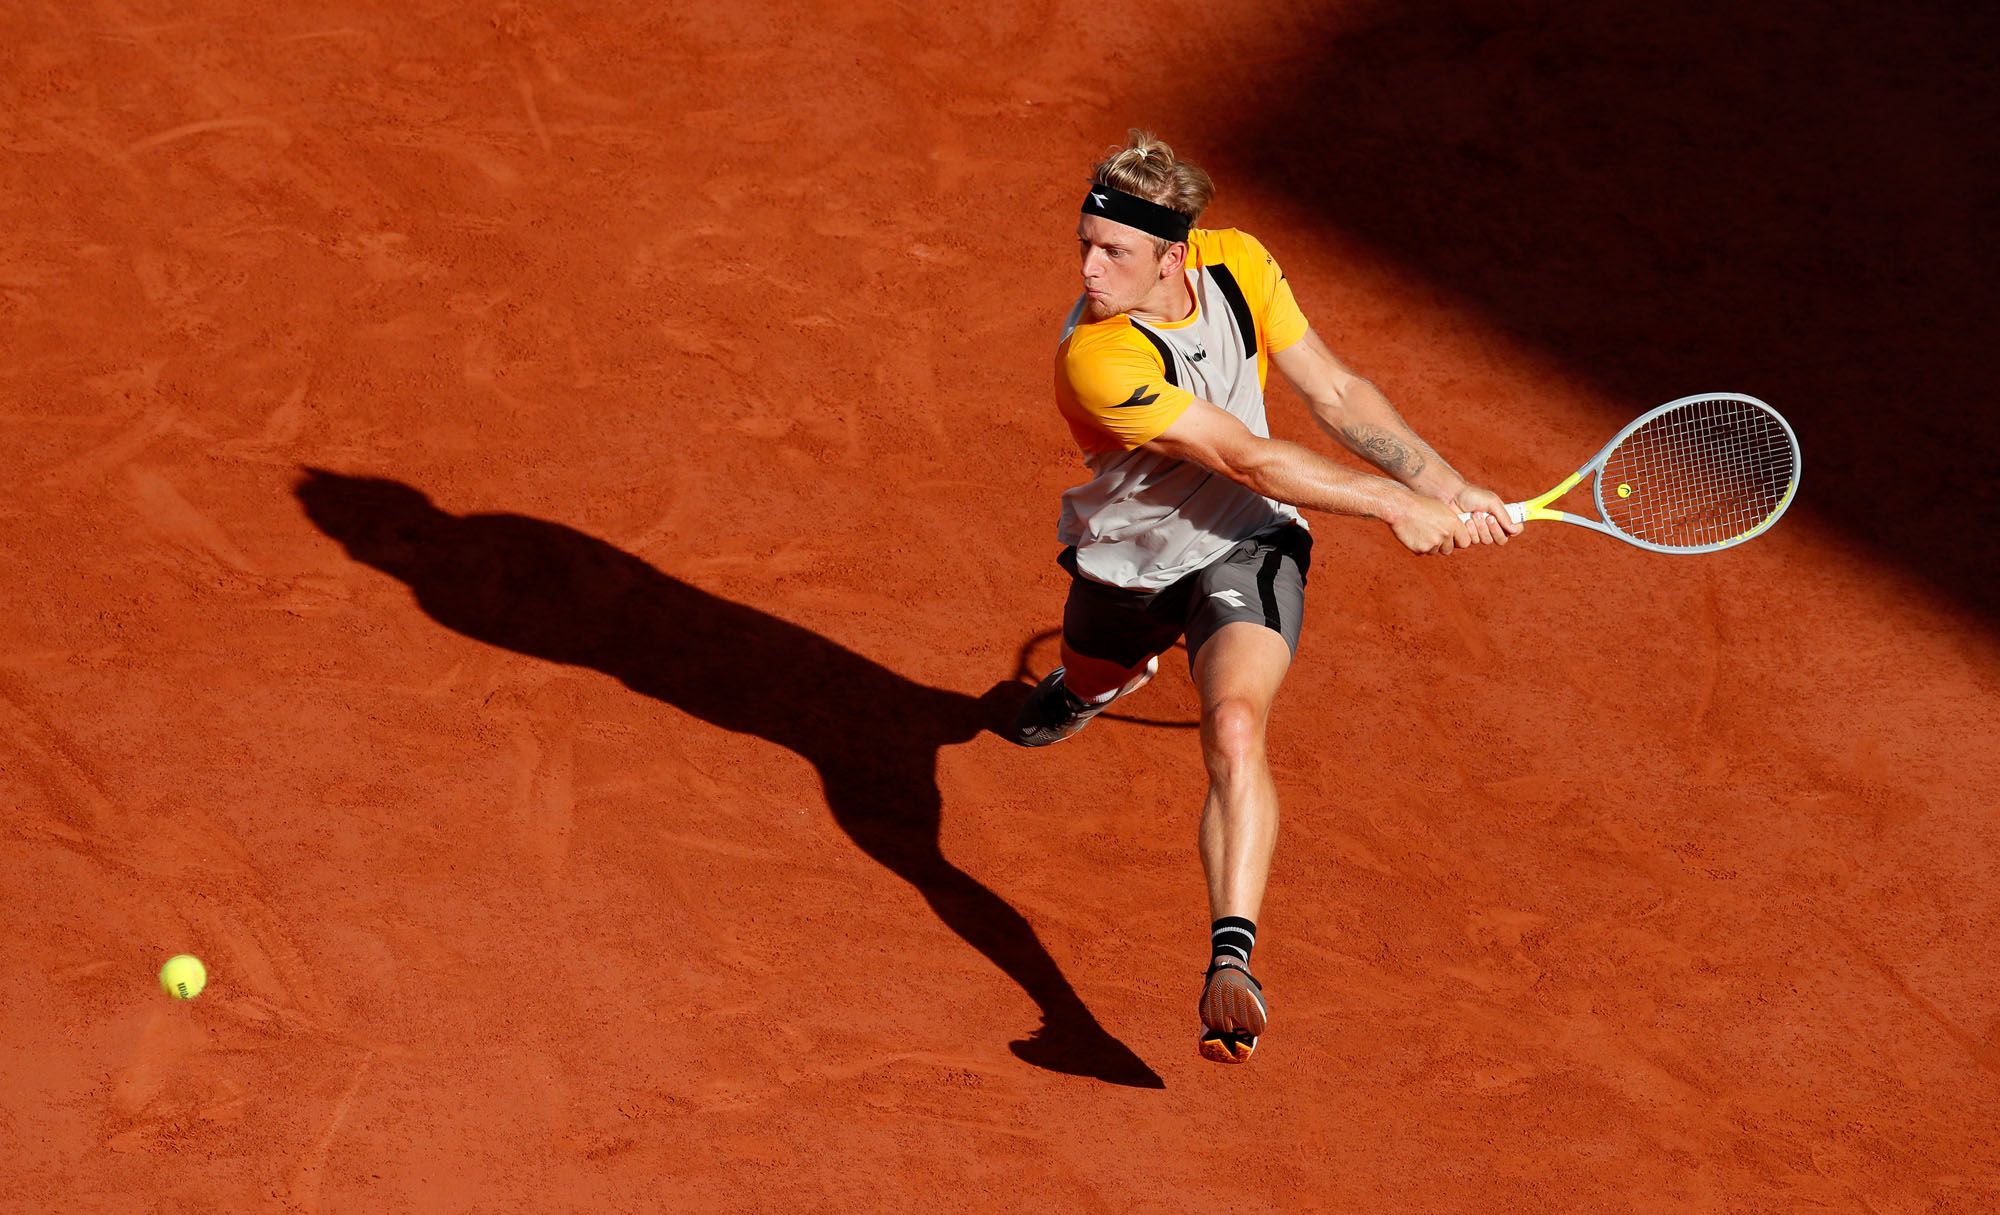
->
xmin=1198 ymin=964 xmax=1267 ymax=1065
xmin=1198 ymin=1030 xmax=1258 ymax=1065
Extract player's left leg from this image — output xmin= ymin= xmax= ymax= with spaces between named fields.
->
xmin=1192 ymin=620 xmax=1293 ymax=925
xmin=1190 ymin=620 xmax=1290 ymax=1063
xmin=1180 ymin=523 xmax=1311 ymax=1063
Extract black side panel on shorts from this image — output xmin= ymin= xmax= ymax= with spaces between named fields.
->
xmin=1207 ymin=265 xmax=1258 ymax=359
xmin=1128 ymin=321 xmax=1180 ymax=388
xmin=1255 ymin=544 xmax=1284 ymax=633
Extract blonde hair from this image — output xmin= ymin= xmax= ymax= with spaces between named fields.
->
xmin=1091 ymin=129 xmax=1215 ymax=252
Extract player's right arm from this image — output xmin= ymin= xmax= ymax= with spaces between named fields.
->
xmin=1146 ymin=399 xmax=1474 ymax=555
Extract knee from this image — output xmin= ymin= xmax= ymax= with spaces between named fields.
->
xmin=1202 ymin=696 xmax=1268 ymax=780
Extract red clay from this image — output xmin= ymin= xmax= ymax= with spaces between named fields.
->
xmin=4 ymin=3 xmax=1996 ymax=1212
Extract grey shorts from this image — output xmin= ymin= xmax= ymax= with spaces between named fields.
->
xmin=1059 ymin=524 xmax=1312 ymax=670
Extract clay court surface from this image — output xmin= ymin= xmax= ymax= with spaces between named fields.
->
xmin=4 ymin=1 xmax=1996 ymax=1211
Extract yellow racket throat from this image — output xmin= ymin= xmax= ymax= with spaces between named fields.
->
xmin=1523 ymin=471 xmax=1583 ymax=522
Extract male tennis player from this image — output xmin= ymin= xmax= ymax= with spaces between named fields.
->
xmin=1011 ymin=132 xmax=1519 ymax=1065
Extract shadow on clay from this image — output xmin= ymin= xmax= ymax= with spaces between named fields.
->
xmin=1207 ymin=0 xmax=1995 ymax=623
xmin=293 ymin=467 xmax=1164 ymax=1090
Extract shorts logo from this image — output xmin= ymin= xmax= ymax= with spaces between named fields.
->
xmin=1209 ymin=589 xmax=1246 ymax=608
xmin=1114 ymin=384 xmax=1159 ymax=409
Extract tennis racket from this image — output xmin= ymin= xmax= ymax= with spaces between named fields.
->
xmin=1461 ymin=392 xmax=1801 ymax=553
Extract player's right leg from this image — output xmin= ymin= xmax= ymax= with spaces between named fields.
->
xmin=1009 ymin=547 xmax=1176 ymax=748
xmin=1010 ymin=648 xmax=1158 ymax=748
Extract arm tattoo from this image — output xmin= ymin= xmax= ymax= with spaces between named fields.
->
xmin=1348 ymin=424 xmax=1426 ymax=479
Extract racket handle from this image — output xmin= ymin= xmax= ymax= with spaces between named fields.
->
xmin=1458 ymin=502 xmax=1529 ymax=525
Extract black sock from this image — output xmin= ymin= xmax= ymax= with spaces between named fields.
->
xmin=1211 ymin=916 xmax=1256 ymax=966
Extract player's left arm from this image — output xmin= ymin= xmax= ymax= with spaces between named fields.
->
xmin=1270 ymin=329 xmax=1520 ymax=543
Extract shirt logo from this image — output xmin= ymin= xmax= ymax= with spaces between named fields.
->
xmin=1190 ymin=344 xmax=1207 ymax=363
xmin=1114 ymin=385 xmax=1159 ymax=409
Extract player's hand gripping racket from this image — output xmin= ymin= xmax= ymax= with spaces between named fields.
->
xmin=1462 ymin=392 xmax=1801 ymax=553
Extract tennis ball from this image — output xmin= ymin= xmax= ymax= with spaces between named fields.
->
xmin=1616 ymin=483 xmax=1632 ymax=498
xmin=159 ymin=954 xmax=207 ymax=1000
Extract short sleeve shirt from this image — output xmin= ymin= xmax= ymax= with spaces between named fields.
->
xmin=1053 ymin=228 xmax=1310 ymax=589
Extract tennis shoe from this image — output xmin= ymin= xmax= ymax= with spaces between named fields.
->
xmin=1198 ymin=956 xmax=1267 ymax=1065
xmin=1008 ymin=657 xmax=1156 ymax=748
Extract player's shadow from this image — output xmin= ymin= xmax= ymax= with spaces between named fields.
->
xmin=294 ymin=468 xmax=1162 ymax=1089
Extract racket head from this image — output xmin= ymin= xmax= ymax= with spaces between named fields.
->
xmin=1589 ymin=393 xmax=1800 ymax=553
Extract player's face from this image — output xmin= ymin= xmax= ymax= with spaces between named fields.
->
xmin=1077 ymin=215 xmax=1166 ymax=320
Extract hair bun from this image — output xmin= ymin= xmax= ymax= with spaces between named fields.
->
xmin=1091 ymin=130 xmax=1214 ymax=228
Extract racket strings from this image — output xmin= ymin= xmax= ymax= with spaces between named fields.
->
xmin=1599 ymin=399 xmax=1796 ymax=549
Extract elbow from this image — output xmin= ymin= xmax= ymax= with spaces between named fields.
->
xmin=1325 ymin=368 xmax=1383 ymax=408
xmin=1224 ymin=441 xmax=1283 ymax=498
xmin=1308 ymin=385 xmax=1356 ymax=427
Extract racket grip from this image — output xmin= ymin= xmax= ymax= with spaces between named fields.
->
xmin=1458 ymin=502 xmax=1529 ymax=525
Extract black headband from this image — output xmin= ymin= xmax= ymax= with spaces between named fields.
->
xmin=1081 ymin=182 xmax=1192 ymax=243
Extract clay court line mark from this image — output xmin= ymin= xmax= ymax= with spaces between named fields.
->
xmin=218 ymin=373 xmax=310 ymax=454
xmin=290 ymin=1050 xmax=374 ymax=1213
xmin=1824 ymin=915 xmax=1999 ymax=1081
xmin=650 ymin=830 xmax=783 ymax=863
xmin=0 ymin=672 xmax=116 ymax=838
xmin=512 ymin=719 xmax=576 ymax=883
xmin=40 ymin=401 xmax=176 ymax=487
xmin=274 ymin=28 xmax=367 ymax=44
xmin=514 ymin=70 xmax=554 ymax=154
xmin=126 ymin=466 xmax=262 ymax=576
xmin=122 ymin=116 xmax=288 ymax=160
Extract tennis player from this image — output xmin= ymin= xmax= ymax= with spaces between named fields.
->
xmin=1012 ymin=131 xmax=1519 ymax=1064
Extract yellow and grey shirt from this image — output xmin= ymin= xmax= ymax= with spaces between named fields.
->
xmin=1054 ymin=228 xmax=1310 ymax=589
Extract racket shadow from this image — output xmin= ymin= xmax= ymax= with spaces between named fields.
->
xmin=293 ymin=468 xmax=1162 ymax=1090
